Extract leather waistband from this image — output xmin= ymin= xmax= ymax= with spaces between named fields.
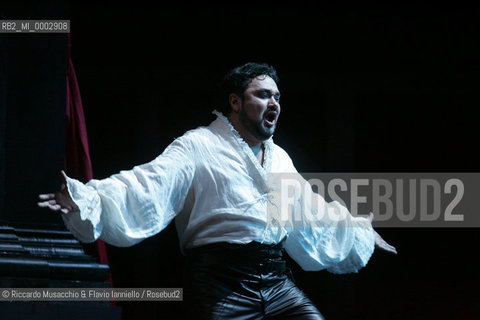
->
xmin=185 ymin=238 xmax=286 ymax=258
xmin=185 ymin=238 xmax=287 ymax=274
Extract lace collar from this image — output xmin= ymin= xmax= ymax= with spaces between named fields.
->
xmin=211 ymin=110 xmax=274 ymax=189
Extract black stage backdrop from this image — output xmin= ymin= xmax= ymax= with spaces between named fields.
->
xmin=0 ymin=2 xmax=67 ymax=226
xmin=2 ymin=1 xmax=480 ymax=319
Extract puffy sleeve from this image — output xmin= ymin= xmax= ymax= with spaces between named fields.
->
xmin=271 ymin=148 xmax=375 ymax=274
xmin=61 ymin=134 xmax=196 ymax=247
xmin=283 ymin=175 xmax=375 ymax=274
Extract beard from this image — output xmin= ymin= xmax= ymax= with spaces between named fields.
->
xmin=239 ymin=104 xmax=276 ymax=141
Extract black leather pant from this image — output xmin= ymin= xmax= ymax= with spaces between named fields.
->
xmin=183 ymin=240 xmax=325 ymax=320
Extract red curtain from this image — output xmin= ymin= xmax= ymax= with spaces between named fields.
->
xmin=65 ymin=34 xmax=113 ymax=287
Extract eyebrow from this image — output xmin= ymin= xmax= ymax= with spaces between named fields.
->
xmin=255 ymin=89 xmax=281 ymax=97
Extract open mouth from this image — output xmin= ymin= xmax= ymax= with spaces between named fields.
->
xmin=263 ymin=111 xmax=277 ymax=127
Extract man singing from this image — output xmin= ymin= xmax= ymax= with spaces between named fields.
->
xmin=39 ymin=62 xmax=396 ymax=319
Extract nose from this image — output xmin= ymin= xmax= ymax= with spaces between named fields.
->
xmin=268 ymin=96 xmax=279 ymax=109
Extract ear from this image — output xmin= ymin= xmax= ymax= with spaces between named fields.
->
xmin=229 ymin=93 xmax=242 ymax=113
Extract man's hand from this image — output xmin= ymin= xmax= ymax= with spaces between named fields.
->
xmin=369 ymin=212 xmax=397 ymax=254
xmin=37 ymin=170 xmax=79 ymax=214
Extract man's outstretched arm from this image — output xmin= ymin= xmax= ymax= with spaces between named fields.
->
xmin=283 ymin=177 xmax=397 ymax=274
xmin=36 ymin=133 xmax=197 ymax=246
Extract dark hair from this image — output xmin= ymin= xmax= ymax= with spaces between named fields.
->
xmin=216 ymin=62 xmax=279 ymax=116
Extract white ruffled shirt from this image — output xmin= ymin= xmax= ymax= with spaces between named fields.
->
xmin=62 ymin=111 xmax=375 ymax=273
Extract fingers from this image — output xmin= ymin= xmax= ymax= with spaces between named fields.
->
xmin=38 ymin=194 xmax=55 ymax=200
xmin=373 ymin=229 xmax=398 ymax=254
xmin=37 ymin=195 xmax=73 ymax=214
xmin=38 ymin=199 xmax=57 ymax=206
xmin=37 ymin=201 xmax=50 ymax=208
xmin=61 ymin=170 xmax=68 ymax=184
xmin=386 ymin=241 xmax=397 ymax=254
xmin=385 ymin=245 xmax=397 ymax=254
xmin=37 ymin=194 xmax=59 ymax=209
xmin=38 ymin=202 xmax=61 ymax=211
xmin=38 ymin=201 xmax=59 ymax=210
xmin=387 ymin=245 xmax=397 ymax=254
xmin=378 ymin=239 xmax=397 ymax=254
xmin=46 ymin=203 xmax=71 ymax=213
xmin=37 ymin=171 xmax=73 ymax=214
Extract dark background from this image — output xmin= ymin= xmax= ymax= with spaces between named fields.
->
xmin=1 ymin=1 xmax=479 ymax=319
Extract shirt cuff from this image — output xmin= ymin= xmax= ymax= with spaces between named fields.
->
xmin=61 ymin=175 xmax=103 ymax=243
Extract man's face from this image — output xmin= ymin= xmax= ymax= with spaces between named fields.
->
xmin=238 ymin=75 xmax=281 ymax=142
